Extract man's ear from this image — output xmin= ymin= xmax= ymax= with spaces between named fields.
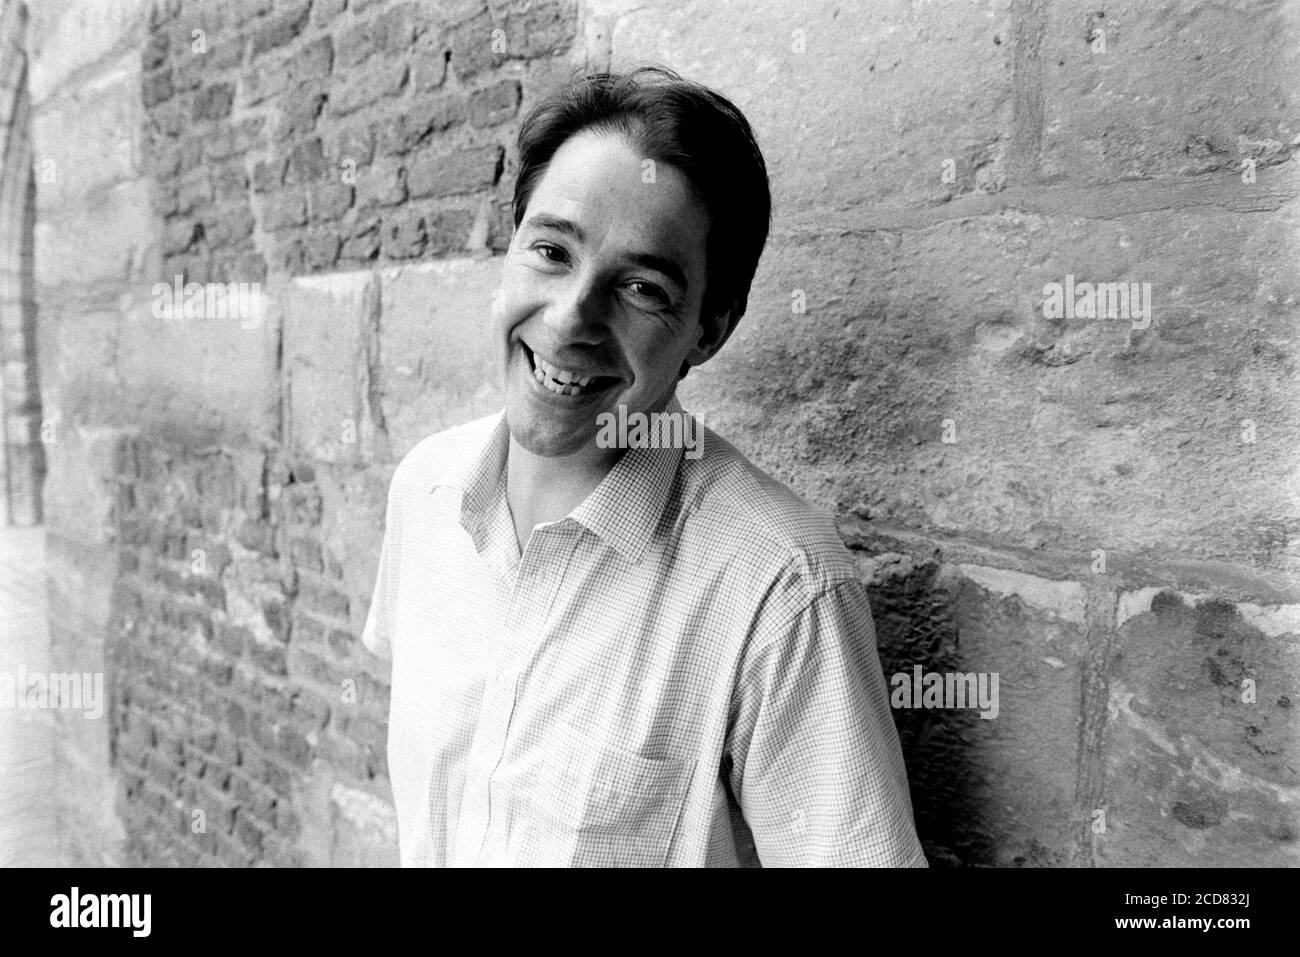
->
xmin=684 ymin=299 xmax=743 ymax=371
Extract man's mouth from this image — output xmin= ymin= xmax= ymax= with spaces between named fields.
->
xmin=524 ymin=345 xmax=620 ymax=397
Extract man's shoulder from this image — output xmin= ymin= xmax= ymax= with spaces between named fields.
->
xmin=389 ymin=411 xmax=502 ymax=497
xmin=681 ymin=424 xmax=859 ymax=592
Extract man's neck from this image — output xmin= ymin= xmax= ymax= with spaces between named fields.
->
xmin=504 ymin=436 xmax=620 ymax=553
xmin=504 ymin=390 xmax=680 ymax=552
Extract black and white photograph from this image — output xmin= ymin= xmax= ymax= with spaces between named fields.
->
xmin=0 ymin=0 xmax=1294 ymax=921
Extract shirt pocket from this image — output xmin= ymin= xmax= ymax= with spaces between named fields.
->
xmin=535 ymin=724 xmax=695 ymax=867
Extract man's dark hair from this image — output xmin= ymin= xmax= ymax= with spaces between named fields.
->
xmin=512 ymin=65 xmax=771 ymax=331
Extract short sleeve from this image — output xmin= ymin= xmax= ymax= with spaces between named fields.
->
xmin=726 ymin=578 xmax=927 ymax=867
xmin=361 ymin=467 xmax=402 ymax=661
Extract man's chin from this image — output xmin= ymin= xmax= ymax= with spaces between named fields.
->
xmin=505 ymin=402 xmax=600 ymax=459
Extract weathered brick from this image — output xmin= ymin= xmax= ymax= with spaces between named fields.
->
xmin=291 ymin=612 xmax=328 ymax=649
xmin=274 ymin=803 xmax=303 ymax=842
xmin=284 ymin=137 xmax=329 ymax=186
xmin=447 ymin=11 xmax=502 ymax=81
xmin=232 ymin=809 xmax=265 ymax=855
xmin=198 ymin=656 xmax=234 ymax=687
xmin=276 ymin=83 xmax=327 ymax=139
xmin=206 ymin=207 xmax=257 ymax=248
xmin=261 ymin=190 xmax=308 ymax=231
xmin=299 ymin=575 xmax=350 ymax=620
xmin=193 ymin=82 xmax=235 ymax=121
xmin=424 ymin=207 xmax=474 ymax=254
xmin=342 ymin=712 xmax=386 ymax=753
xmin=170 ymin=52 xmax=206 ymax=94
xmin=184 ymin=534 xmax=231 ymax=575
xmin=308 ymin=182 xmax=353 ymax=222
xmin=249 ymin=713 xmax=278 ymax=753
xmin=289 ymin=687 xmax=332 ymax=731
xmin=210 ymin=248 xmax=267 ymax=284
xmin=287 ymin=646 xmax=336 ymax=687
xmin=251 ymin=754 xmax=294 ymax=797
xmin=499 ymin=0 xmax=577 ymax=58
xmin=312 ymin=0 xmax=346 ymax=25
xmin=215 ymin=830 xmax=254 ymax=866
xmin=377 ymin=93 xmax=466 ymax=155
xmin=276 ymin=725 xmax=314 ymax=770
xmin=242 ymin=57 xmax=291 ymax=106
xmin=468 ymin=79 xmax=521 ymax=128
xmin=251 ymin=0 xmax=310 ymax=56
xmin=211 ymin=161 xmax=250 ymax=201
xmin=329 ymin=58 xmax=408 ymax=116
xmin=144 ymin=27 xmax=171 ymax=69
xmin=337 ymin=2 xmax=416 ymax=67
xmin=326 ymin=121 xmax=375 ymax=167
xmin=355 ymin=158 xmax=407 ymax=209
xmin=317 ymin=731 xmax=369 ymax=780
xmin=149 ymin=96 xmax=191 ymax=137
xmin=252 ymin=157 xmax=285 ymax=194
xmin=324 ymin=551 xmax=344 ymax=580
xmin=250 ymin=640 xmax=288 ymax=676
xmin=283 ymin=483 xmax=322 ymax=524
xmin=206 ymin=119 xmax=265 ymax=161
xmin=380 ymin=209 xmax=426 ymax=258
xmin=410 ymin=33 xmax=450 ymax=91
xmin=487 ymin=198 xmax=514 ymax=250
xmin=289 ymin=536 xmax=323 ymax=571
xmin=145 ymin=141 xmax=182 ymax=179
xmin=143 ymin=68 xmax=173 ymax=108
xmin=302 ymin=230 xmax=342 ymax=271
xmin=407 ymin=143 xmax=502 ymax=199
xmin=175 ymin=169 xmax=211 ymax=214
xmin=224 ymin=699 xmax=248 ymax=737
xmin=289 ymin=35 xmax=333 ymax=84
xmin=326 ymin=627 xmax=354 ymax=658
xmin=339 ymin=215 xmax=381 ymax=262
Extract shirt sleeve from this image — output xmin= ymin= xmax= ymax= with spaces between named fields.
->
xmin=726 ymin=578 xmax=927 ymax=867
xmin=361 ymin=466 xmax=402 ymax=662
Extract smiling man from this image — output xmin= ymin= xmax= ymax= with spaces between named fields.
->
xmin=362 ymin=67 xmax=926 ymax=867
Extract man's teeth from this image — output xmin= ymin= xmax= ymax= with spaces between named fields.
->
xmin=532 ymin=353 xmax=599 ymax=395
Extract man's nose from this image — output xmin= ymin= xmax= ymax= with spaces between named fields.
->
xmin=544 ymin=272 xmax=607 ymax=343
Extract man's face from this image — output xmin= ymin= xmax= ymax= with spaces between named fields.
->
xmin=493 ymin=129 xmax=720 ymax=458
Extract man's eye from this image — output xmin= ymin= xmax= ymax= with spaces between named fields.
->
xmin=531 ymin=242 xmax=568 ymax=264
xmin=626 ymin=280 xmax=669 ymax=306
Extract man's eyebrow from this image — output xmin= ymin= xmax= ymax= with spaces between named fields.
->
xmin=524 ymin=212 xmax=690 ymax=292
xmin=625 ymin=252 xmax=688 ymax=293
xmin=522 ymin=213 xmax=584 ymax=242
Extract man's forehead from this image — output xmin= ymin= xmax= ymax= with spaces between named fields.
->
xmin=547 ymin=197 xmax=586 ymax=222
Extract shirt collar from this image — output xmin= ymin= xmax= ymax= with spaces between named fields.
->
xmin=441 ymin=397 xmax=688 ymax=566
xmin=442 ymin=412 xmax=510 ymax=555
xmin=568 ymin=395 xmax=686 ymax=565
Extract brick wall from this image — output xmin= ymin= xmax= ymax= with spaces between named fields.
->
xmin=109 ymin=443 xmax=394 ymax=865
xmin=143 ymin=0 xmax=575 ymax=288
xmin=23 ymin=0 xmax=1300 ymax=867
